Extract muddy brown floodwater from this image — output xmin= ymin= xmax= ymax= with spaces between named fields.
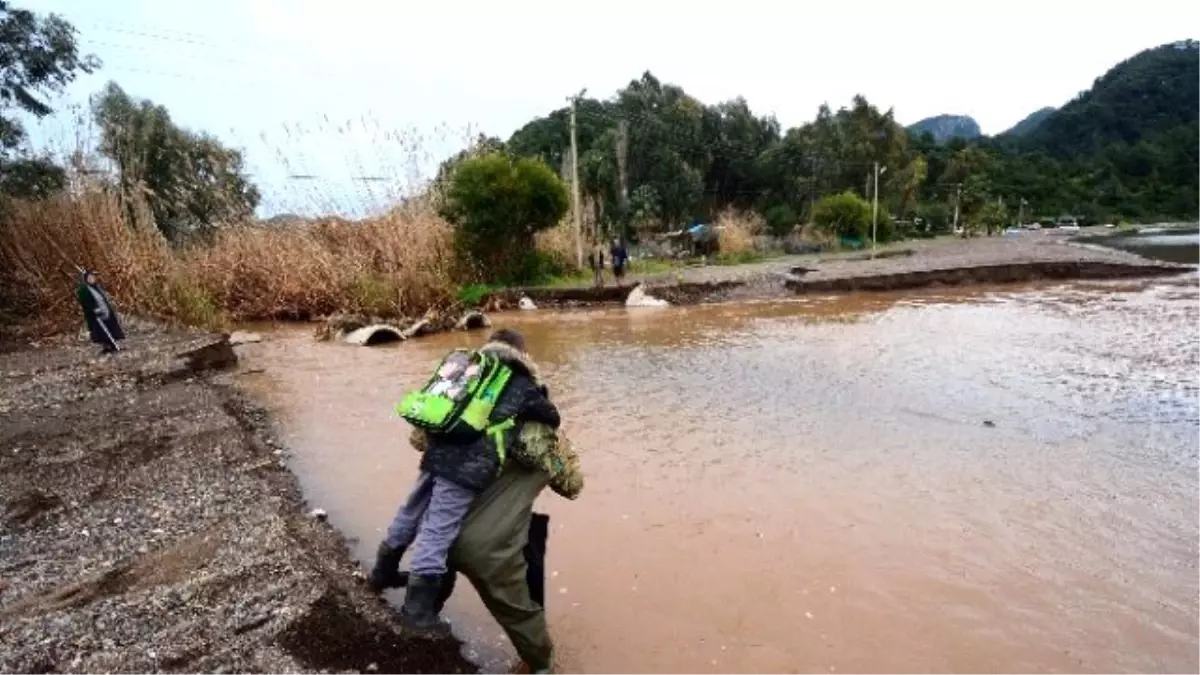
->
xmin=238 ymin=274 xmax=1199 ymax=674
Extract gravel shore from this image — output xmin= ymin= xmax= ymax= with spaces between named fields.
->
xmin=0 ymin=325 xmax=471 ymax=673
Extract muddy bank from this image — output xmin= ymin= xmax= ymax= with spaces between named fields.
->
xmin=0 ymin=326 xmax=471 ymax=673
xmin=781 ymin=230 xmax=1190 ymax=290
xmin=485 ymin=232 xmax=1192 ymax=309
xmin=784 ymin=259 xmax=1186 ymax=293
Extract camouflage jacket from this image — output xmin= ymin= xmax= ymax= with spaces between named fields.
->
xmin=409 ymin=422 xmax=584 ymax=500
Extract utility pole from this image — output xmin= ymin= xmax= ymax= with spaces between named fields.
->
xmin=951 ymin=183 xmax=962 ymax=233
xmin=871 ymin=162 xmax=886 ymax=253
xmin=1017 ymin=198 xmax=1026 ymax=227
xmin=568 ymin=90 xmax=585 ymax=269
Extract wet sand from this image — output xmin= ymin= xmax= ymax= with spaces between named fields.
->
xmin=242 ymin=273 xmax=1199 ymax=673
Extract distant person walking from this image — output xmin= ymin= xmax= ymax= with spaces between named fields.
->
xmin=76 ymin=269 xmax=124 ymax=355
xmin=587 ymin=242 xmax=606 ymax=288
xmin=609 ymin=237 xmax=629 ymax=288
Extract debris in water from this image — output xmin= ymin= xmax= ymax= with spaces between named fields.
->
xmin=229 ymin=331 xmax=264 ymax=346
xmin=983 ymin=420 xmax=996 ymax=428
xmin=551 ymin=570 xmax=559 ymax=578
xmin=805 ymin=611 xmax=814 ymax=619
xmin=365 ymin=663 xmax=379 ymax=672
xmin=309 ymin=508 xmax=328 ymax=521
xmin=625 ymin=284 xmax=670 ymax=307
xmin=558 ymin=587 xmax=567 ymax=594
xmin=519 ymin=296 xmax=537 ymax=311
xmin=830 ymin=585 xmax=837 ymax=593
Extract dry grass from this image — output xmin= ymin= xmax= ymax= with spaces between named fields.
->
xmin=0 ymin=188 xmax=463 ymax=333
xmin=184 ymin=200 xmax=458 ymax=321
xmin=0 ymin=190 xmax=186 ymax=333
xmin=534 ymin=218 xmax=581 ymax=270
xmin=715 ymin=208 xmax=762 ymax=255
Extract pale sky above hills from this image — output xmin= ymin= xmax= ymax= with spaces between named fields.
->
xmin=20 ymin=0 xmax=1198 ymax=217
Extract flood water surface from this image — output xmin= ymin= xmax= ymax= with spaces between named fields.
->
xmin=241 ymin=276 xmax=1199 ymax=673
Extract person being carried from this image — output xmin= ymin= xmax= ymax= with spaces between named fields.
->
xmin=370 ymin=328 xmax=581 ymax=640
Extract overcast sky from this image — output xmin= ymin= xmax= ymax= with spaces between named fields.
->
xmin=21 ymin=0 xmax=1197 ymax=217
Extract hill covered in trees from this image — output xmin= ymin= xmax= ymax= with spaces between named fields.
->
xmin=466 ymin=39 xmax=1197 ymax=236
xmin=906 ymin=115 xmax=982 ymax=143
xmin=988 ymin=39 xmax=1198 ymax=221
xmin=1002 ymin=107 xmax=1056 ymax=138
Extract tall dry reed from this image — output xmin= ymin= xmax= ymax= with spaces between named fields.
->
xmin=184 ymin=202 xmax=458 ymax=321
xmin=715 ymin=208 xmax=763 ymax=255
xmin=0 ymin=189 xmax=185 ymax=332
xmin=0 ymin=187 xmax=463 ymax=333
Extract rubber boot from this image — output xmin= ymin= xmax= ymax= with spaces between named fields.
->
xmin=400 ymin=574 xmax=453 ymax=639
xmin=366 ymin=542 xmax=407 ymax=593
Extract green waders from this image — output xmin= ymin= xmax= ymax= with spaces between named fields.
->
xmin=448 ymin=464 xmax=554 ymax=670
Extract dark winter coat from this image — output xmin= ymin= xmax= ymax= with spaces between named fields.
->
xmin=76 ymin=272 xmax=125 ymax=346
xmin=419 ymin=341 xmax=560 ymax=491
xmin=610 ymin=242 xmax=629 ymax=269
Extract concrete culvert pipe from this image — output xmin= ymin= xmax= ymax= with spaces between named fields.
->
xmin=343 ymin=325 xmax=406 ymax=346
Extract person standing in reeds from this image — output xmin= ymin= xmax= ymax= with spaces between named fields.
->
xmin=76 ymin=269 xmax=125 ymax=355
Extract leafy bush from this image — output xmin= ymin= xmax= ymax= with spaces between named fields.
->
xmin=813 ymin=191 xmax=871 ymax=240
xmin=439 ymin=153 xmax=569 ymax=284
xmin=763 ymin=204 xmax=799 ymax=237
xmin=915 ymin=202 xmax=953 ymax=234
xmin=456 ymin=283 xmax=495 ymax=306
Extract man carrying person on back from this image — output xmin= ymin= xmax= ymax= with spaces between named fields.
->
xmin=368 ymin=328 xmax=583 ymax=671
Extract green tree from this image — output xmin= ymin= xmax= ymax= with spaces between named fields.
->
xmin=92 ymin=81 xmax=260 ymax=241
xmin=439 ymin=152 xmax=569 ymax=284
xmin=915 ymin=201 xmax=952 ymax=234
xmin=0 ymin=2 xmax=99 ymax=199
xmin=977 ymin=200 xmax=1009 ymax=236
xmin=812 ymin=191 xmax=871 ymax=240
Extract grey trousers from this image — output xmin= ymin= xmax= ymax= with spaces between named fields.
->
xmin=385 ymin=472 xmax=477 ymax=576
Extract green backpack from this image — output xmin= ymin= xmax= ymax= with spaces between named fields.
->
xmin=397 ymin=349 xmax=515 ymax=441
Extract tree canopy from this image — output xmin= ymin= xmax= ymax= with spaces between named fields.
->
xmin=0 ymin=2 xmax=98 ymax=199
xmin=439 ymin=152 xmax=569 ymax=283
xmin=92 ymin=81 xmax=260 ymax=242
xmin=487 ymin=41 xmax=1197 ymax=237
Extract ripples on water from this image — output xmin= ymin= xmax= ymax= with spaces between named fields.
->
xmin=243 ymin=275 xmax=1199 ymax=674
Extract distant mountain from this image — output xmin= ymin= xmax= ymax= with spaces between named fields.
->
xmin=1024 ymin=40 xmax=1198 ymax=158
xmin=906 ymin=115 xmax=982 ymax=143
xmin=1002 ymin=107 xmax=1056 ymax=137
xmin=259 ymin=213 xmax=306 ymax=227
